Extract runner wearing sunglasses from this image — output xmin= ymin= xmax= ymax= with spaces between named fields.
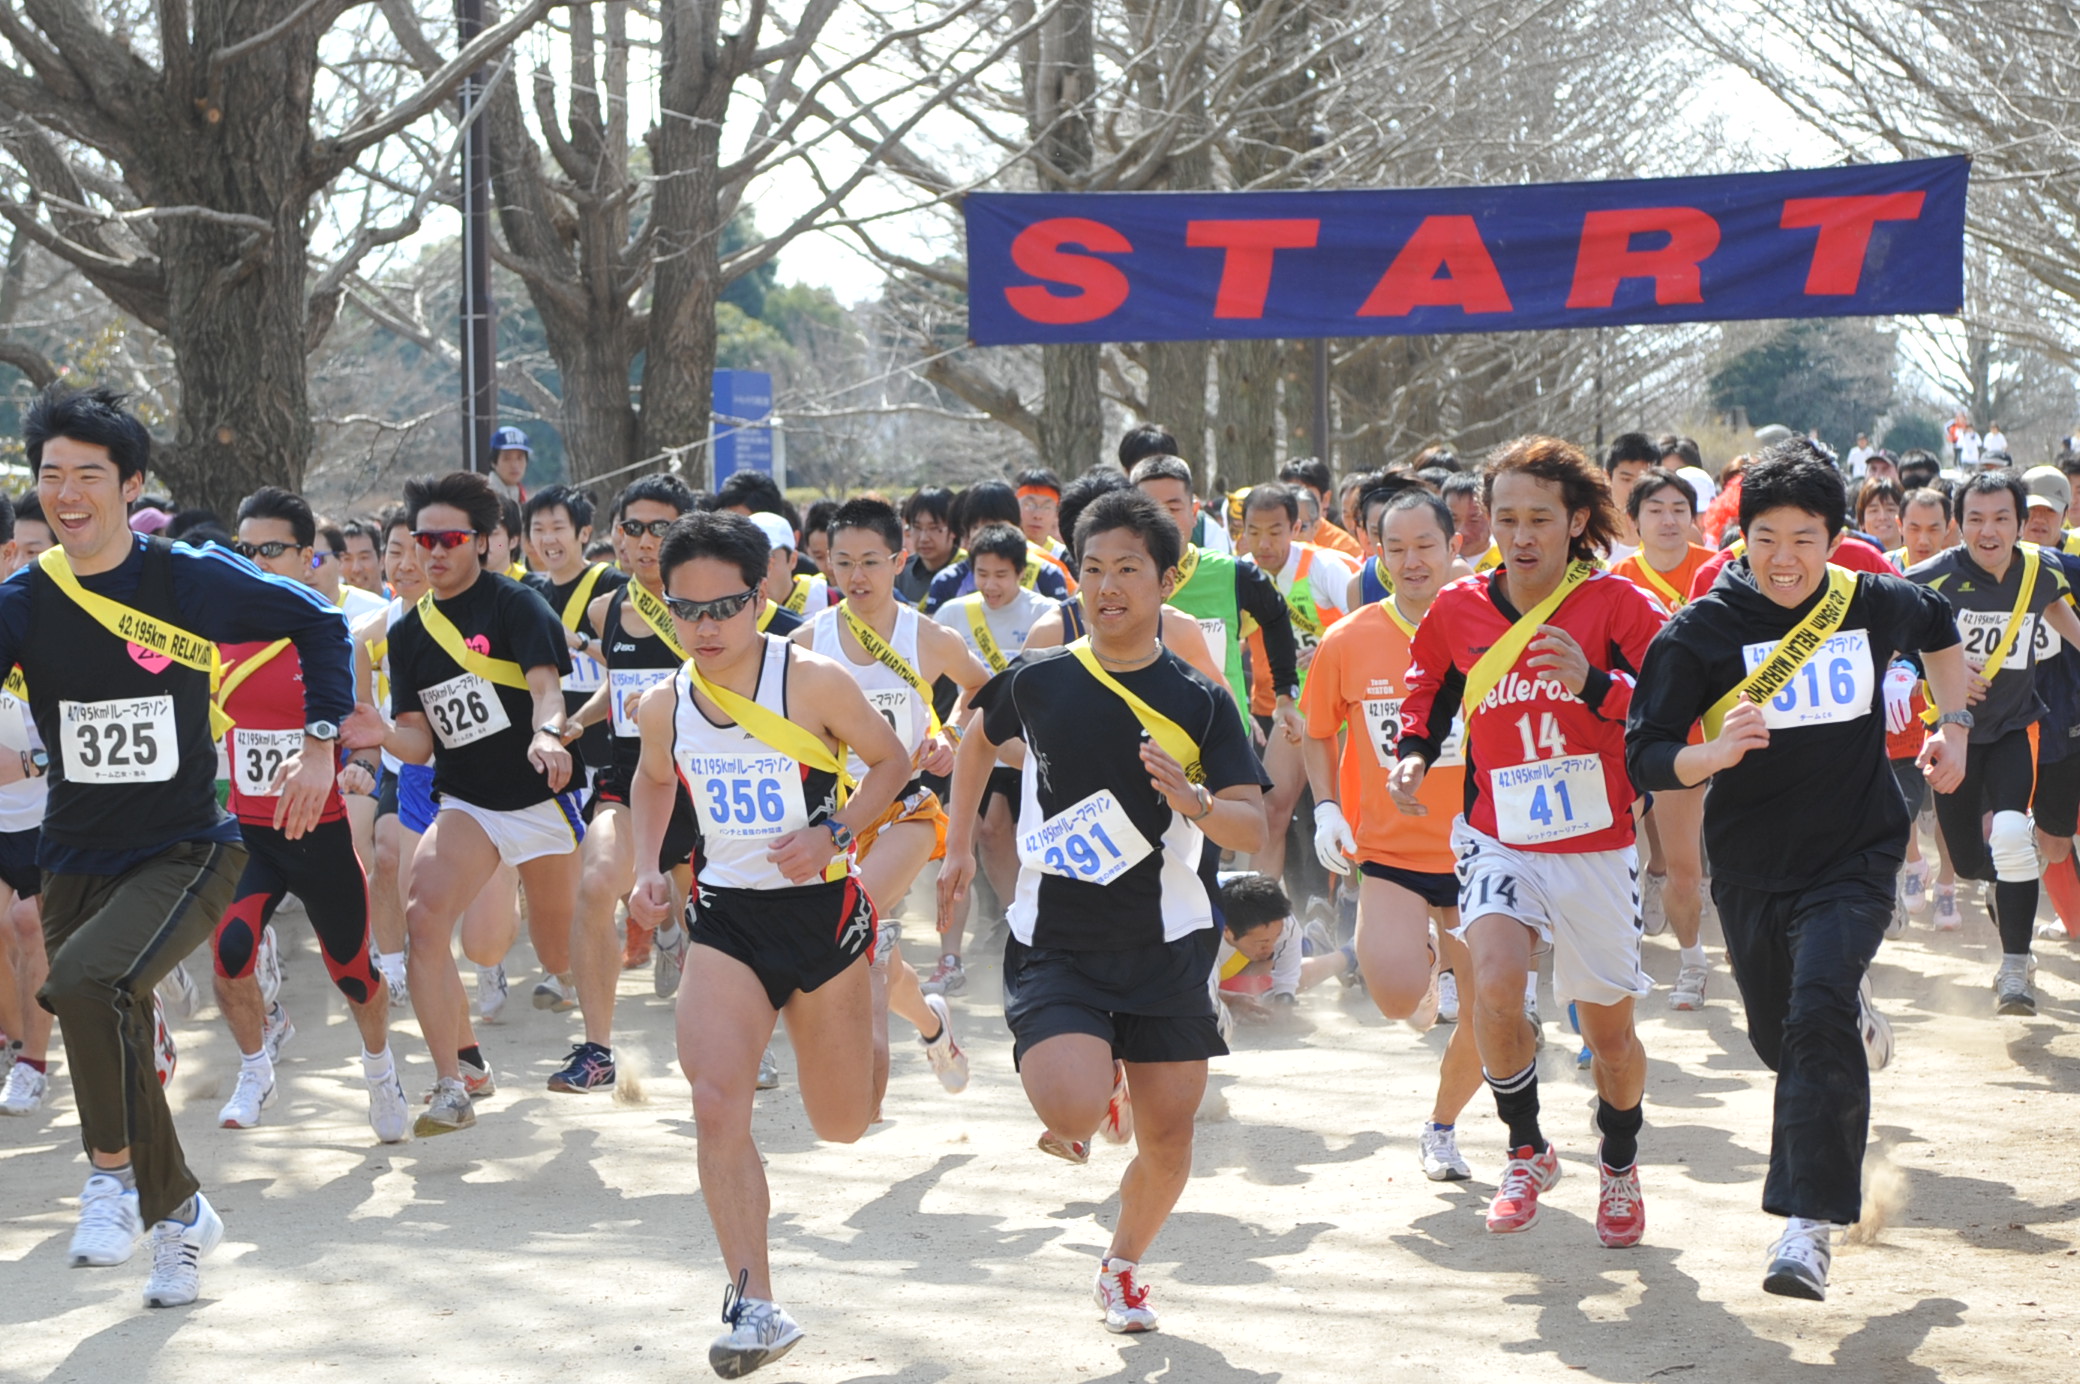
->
xmin=342 ymin=471 xmax=583 ymax=1137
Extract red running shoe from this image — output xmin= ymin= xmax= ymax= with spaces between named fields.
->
xmin=1596 ymin=1158 xmax=1645 ymax=1247
xmin=1486 ymin=1143 xmax=1561 ymax=1233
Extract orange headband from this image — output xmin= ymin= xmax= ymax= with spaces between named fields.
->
xmin=1016 ymin=485 xmax=1058 ymax=501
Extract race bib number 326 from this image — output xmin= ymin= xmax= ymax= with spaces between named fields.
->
xmin=60 ymin=696 xmax=176 ymax=784
xmin=422 ymin=671 xmax=512 ymax=748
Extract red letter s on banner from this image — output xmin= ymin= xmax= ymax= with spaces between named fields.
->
xmin=1004 ymin=219 xmax=1133 ymax=324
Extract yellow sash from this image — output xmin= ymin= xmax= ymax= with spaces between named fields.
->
xmin=3 ymin=666 xmax=26 ymax=700
xmin=784 ymin=573 xmax=813 ymax=614
xmin=964 ymin=600 xmax=1008 ymax=673
xmin=1702 ymin=566 xmax=1856 ymax=738
xmin=558 ymin=563 xmax=610 ymax=631
xmin=684 ymin=651 xmax=852 ymax=882
xmin=505 ymin=561 xmax=528 ymax=581
xmin=38 ymin=548 xmax=235 ymax=736
xmin=415 ymin=591 xmax=530 ymax=690
xmin=1218 ymin=949 xmax=1252 ymax=982
xmin=1475 ymin=544 xmax=1503 ymax=572
xmin=1067 ymin=637 xmax=1204 ymax=784
xmin=1380 ymin=596 xmax=1420 ymax=640
xmin=1978 ymin=543 xmax=2042 ymax=684
xmin=1174 ymin=545 xmax=1200 ymax=588
xmin=839 ymin=601 xmax=943 ymax=733
xmin=217 ymin=639 xmax=292 ymax=711
xmin=756 ymin=600 xmax=781 ymax=632
xmin=1459 ymin=561 xmax=1597 ymax=719
xmin=626 ymin=582 xmax=691 ymax=660
xmin=1630 ymin=556 xmax=1687 ymax=609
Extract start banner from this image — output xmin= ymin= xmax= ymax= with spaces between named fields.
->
xmin=964 ymin=156 xmax=1967 ymax=345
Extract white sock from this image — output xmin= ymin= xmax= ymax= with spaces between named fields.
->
xmin=377 ymin=951 xmax=406 ymax=979
xmin=240 ymin=1048 xmax=272 ymax=1076
xmin=656 ymin=923 xmax=684 ymax=945
xmin=1680 ymin=943 xmax=1707 ymax=968
xmin=1523 ymin=973 xmax=1539 ymax=1005
xmin=361 ymin=1046 xmax=394 ymax=1078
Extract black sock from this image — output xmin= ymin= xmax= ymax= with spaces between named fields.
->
xmin=1598 ymin=1098 xmax=1644 ymax=1170
xmin=1993 ymin=880 xmax=2036 ymax=954
xmin=458 ymin=1045 xmax=485 ymax=1071
xmin=1486 ymin=1062 xmax=1544 ymax=1153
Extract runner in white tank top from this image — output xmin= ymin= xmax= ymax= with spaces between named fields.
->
xmin=806 ymin=600 xmax=931 ymax=783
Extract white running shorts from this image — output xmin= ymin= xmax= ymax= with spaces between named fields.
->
xmin=437 ymin=793 xmax=584 ymax=866
xmin=1448 ymin=817 xmax=1651 ymax=1008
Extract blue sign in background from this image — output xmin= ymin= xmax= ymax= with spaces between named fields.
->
xmin=964 ymin=157 xmax=1968 ymax=345
xmin=712 ymin=369 xmax=773 ymax=484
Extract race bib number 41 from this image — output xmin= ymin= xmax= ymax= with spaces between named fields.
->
xmin=232 ymin=727 xmax=304 ymax=798
xmin=1018 ymin=789 xmax=1154 ymax=885
xmin=60 ymin=696 xmax=176 ymax=784
xmin=1491 ymin=753 xmax=1613 ymax=846
xmin=1739 ymin=629 xmax=1874 ymax=729
xmin=422 ymin=671 xmax=512 ymax=748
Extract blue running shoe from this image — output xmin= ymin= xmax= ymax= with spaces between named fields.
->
xmin=547 ymin=1042 xmax=616 ymax=1093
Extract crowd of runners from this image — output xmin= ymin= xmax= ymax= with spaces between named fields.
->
xmin=2 ymin=384 xmax=2072 ymax=1376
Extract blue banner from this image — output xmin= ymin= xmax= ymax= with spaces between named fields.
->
xmin=964 ymin=157 xmax=1967 ymax=346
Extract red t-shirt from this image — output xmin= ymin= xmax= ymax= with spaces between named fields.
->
xmin=1688 ymin=534 xmax=1894 ymax=602
xmin=1398 ymin=567 xmax=1667 ymax=854
xmin=221 ymin=638 xmax=345 ymax=827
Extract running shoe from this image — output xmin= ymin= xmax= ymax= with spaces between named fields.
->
xmin=155 ymin=960 xmax=199 ymax=1021
xmin=366 ymin=1063 xmax=410 ymax=1143
xmin=1933 ymin=887 xmax=1961 ymax=932
xmin=1094 ymin=1258 xmax=1159 ymax=1333
xmin=622 ymin=918 xmax=652 ymax=971
xmin=1408 ymin=967 xmax=1441 ymax=1032
xmin=377 ymin=953 xmax=410 ymax=1009
xmin=1486 ymin=1143 xmax=1561 ymax=1234
xmin=1525 ymin=995 xmax=1545 ymax=1051
xmin=756 ymin=1048 xmax=781 ymax=1090
xmin=547 ymin=1041 xmax=616 ymax=1093
xmin=142 ymin=1193 xmax=224 ymax=1309
xmin=1994 ymin=953 xmax=2038 ymax=1016
xmin=1886 ymin=897 xmax=1908 ymax=939
xmin=1858 ymin=974 xmax=1894 ymax=1070
xmin=475 ymin=964 xmax=509 ymax=1022
xmin=1100 ymin=1061 xmax=1133 ymax=1144
xmin=415 ymin=1077 xmax=477 ymax=1137
xmin=0 ymin=1039 xmax=13 ymax=1076
xmin=919 ymin=953 xmax=967 ymax=996
xmin=1595 ymin=1155 xmax=1645 ymax=1247
xmin=654 ymin=923 xmax=689 ymax=998
xmin=1567 ymin=1001 xmax=1592 ymax=1069
xmin=874 ymin=919 xmax=903 ymax=972
xmin=0 ymin=1061 xmax=47 ymax=1114
xmin=256 ymin=923 xmax=283 ymax=1007
xmin=153 ymin=997 xmax=177 ymax=1087
xmin=2037 ymin=919 xmax=2078 ymax=942
xmin=1763 ymin=1217 xmax=1833 ymax=1300
xmin=1336 ymin=942 xmax=1364 ymax=989
xmin=459 ymin=1054 xmax=496 ymax=1098
xmin=1038 ymin=1130 xmax=1090 ymax=1164
xmin=531 ymin=974 xmax=579 ymax=1013
xmin=710 ymin=1272 xmax=804 ymax=1378
xmin=69 ymin=1171 xmax=143 ymax=1267
xmin=1300 ymin=912 xmax=1336 ymax=957
xmin=1901 ymin=864 xmax=1929 ymax=916
xmin=218 ymin=1063 xmax=275 ymax=1129
xmin=920 ymin=993 xmax=969 ymax=1093
xmin=1670 ymin=963 xmax=1710 ymax=1012
xmin=261 ymin=1002 xmax=295 ymax=1062
xmin=1436 ymin=970 xmax=1460 ymax=1024
xmin=1419 ymin=1121 xmax=1471 ymax=1181
xmin=1640 ymin=871 xmax=1668 ymax=937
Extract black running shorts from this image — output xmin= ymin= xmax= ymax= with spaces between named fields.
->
xmin=1001 ymin=929 xmax=1228 ymax=1070
xmin=689 ymin=876 xmax=875 ymax=1011
xmin=1360 ymin=859 xmax=1458 ymax=910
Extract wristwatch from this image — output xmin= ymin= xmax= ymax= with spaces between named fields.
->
xmin=1186 ymin=783 xmax=1214 ymax=821
xmin=305 ymin=720 xmax=340 ymax=742
xmin=825 ymin=819 xmax=856 ymax=851
xmin=1935 ymin=710 xmax=1975 ymax=729
xmin=19 ymin=749 xmax=45 ymax=780
xmin=534 ymin=721 xmax=568 ymax=739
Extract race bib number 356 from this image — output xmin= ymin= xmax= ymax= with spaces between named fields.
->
xmin=422 ymin=671 xmax=512 ymax=748
xmin=1018 ymin=789 xmax=1154 ymax=885
xmin=1491 ymin=753 xmax=1613 ymax=846
xmin=60 ymin=696 xmax=177 ymax=784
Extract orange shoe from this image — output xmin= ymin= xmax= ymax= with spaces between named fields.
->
xmin=622 ymin=921 xmax=653 ymax=970
xmin=1486 ymin=1143 xmax=1561 ymax=1233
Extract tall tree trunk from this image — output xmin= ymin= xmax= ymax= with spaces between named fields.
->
xmin=1216 ymin=340 xmax=1282 ymax=489
xmin=1026 ymin=0 xmax=1102 ymax=474
xmin=1145 ymin=340 xmax=1209 ymax=472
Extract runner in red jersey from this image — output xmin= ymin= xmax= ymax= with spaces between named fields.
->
xmin=1392 ymin=436 xmax=1666 ymax=1248
xmin=211 ymin=487 xmax=405 ymax=1143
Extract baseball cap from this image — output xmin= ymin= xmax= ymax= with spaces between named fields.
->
xmin=129 ymin=507 xmax=172 ymax=535
xmin=748 ymin=511 xmax=796 ymax=552
xmin=2024 ymin=466 xmax=2071 ymax=514
xmin=490 ymin=426 xmax=532 ymax=453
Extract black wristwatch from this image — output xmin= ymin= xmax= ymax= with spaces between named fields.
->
xmin=20 ymin=749 xmax=46 ymax=779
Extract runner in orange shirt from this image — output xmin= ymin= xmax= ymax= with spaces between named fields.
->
xmin=1301 ymin=488 xmax=1484 ymax=1183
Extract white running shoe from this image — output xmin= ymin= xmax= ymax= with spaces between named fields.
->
xmin=2037 ymin=919 xmax=2076 ymax=942
xmin=710 ymin=1273 xmax=805 ymax=1378
xmin=1901 ymin=865 xmax=1929 ymax=916
xmin=475 ymin=964 xmax=509 ymax=1022
xmin=756 ymin=1047 xmax=781 ymax=1091
xmin=366 ymin=1063 xmax=410 ymax=1144
xmin=1763 ymin=1217 xmax=1832 ymax=1300
xmin=69 ymin=1171 xmax=144 ymax=1266
xmin=1994 ymin=953 xmax=2038 ymax=1016
xmin=1436 ymin=970 xmax=1460 ymax=1024
xmin=1669 ymin=963 xmax=1709 ymax=1011
xmin=1933 ymin=888 xmax=1961 ymax=932
xmin=1640 ymin=871 xmax=1668 ymax=937
xmin=1419 ymin=1122 xmax=1472 ymax=1181
xmin=1407 ymin=967 xmax=1441 ymax=1032
xmin=142 ymin=1193 xmax=224 ymax=1308
xmin=261 ymin=1003 xmax=295 ymax=1062
xmin=1858 ymin=974 xmax=1894 ymax=1070
xmin=155 ymin=961 xmax=199 ymax=1021
xmin=654 ymin=923 xmax=690 ymax=999
xmin=375 ymin=951 xmax=410 ymax=1009
xmin=920 ymin=993 xmax=969 ymax=1093
xmin=1525 ymin=1000 xmax=1545 ymax=1052
xmin=415 ymin=1077 xmax=477 ymax=1137
xmin=1094 ymin=1258 xmax=1159 ymax=1333
xmin=256 ymin=924 xmax=283 ymax=1007
xmin=0 ymin=1061 xmax=46 ymax=1114
xmin=153 ymin=997 xmax=178 ymax=1087
xmin=531 ymin=973 xmax=578 ymax=1012
xmin=218 ymin=1062 xmax=275 ymax=1129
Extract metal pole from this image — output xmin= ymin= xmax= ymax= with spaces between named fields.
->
xmin=458 ymin=0 xmax=497 ymax=473
xmin=1311 ymin=337 xmax=1331 ymax=470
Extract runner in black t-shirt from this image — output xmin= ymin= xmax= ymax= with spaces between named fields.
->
xmin=1628 ymin=444 xmax=1969 ymax=1301
xmin=938 ymin=489 xmax=1267 ymax=1336
xmin=343 ymin=471 xmax=580 ymax=1138
xmin=522 ymin=483 xmax=628 ymax=797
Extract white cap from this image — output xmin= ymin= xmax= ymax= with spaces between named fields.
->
xmin=748 ymin=511 xmax=796 ymax=552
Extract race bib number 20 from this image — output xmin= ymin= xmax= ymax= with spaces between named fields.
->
xmin=60 ymin=696 xmax=176 ymax=784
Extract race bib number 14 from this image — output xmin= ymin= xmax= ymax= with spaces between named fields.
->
xmin=60 ymin=696 xmax=176 ymax=784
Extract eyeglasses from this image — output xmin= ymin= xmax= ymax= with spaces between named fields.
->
xmin=412 ymin=529 xmax=477 ymax=551
xmin=663 ymin=588 xmax=760 ymax=624
xmin=620 ymin=519 xmax=676 ymax=538
xmin=233 ymin=540 xmax=301 ymax=560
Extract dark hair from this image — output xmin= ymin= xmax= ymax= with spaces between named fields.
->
xmin=1415 ymin=466 xmax=1457 ymax=490
xmin=1128 ymin=454 xmax=1194 ymax=494
xmin=1958 ymin=469 xmax=2029 ymax=525
xmin=1853 ymin=477 xmax=1906 ymax=526
xmin=803 ymin=498 xmax=839 ymax=537
xmin=1378 ymin=488 xmax=1455 ymax=542
xmin=830 ymin=496 xmax=903 ymax=552
xmin=1218 ymin=872 xmax=1290 ymax=937
xmin=12 ymin=491 xmax=44 ymax=529
xmin=901 ymin=485 xmax=955 ymax=528
xmin=1624 ymin=467 xmax=1697 ymax=522
xmin=1737 ymin=441 xmax=1849 ymax=537
xmin=317 ymin=521 xmax=346 ymax=557
xmin=1073 ymin=488 xmax=1182 ymax=575
xmin=1411 ymin=444 xmax=1459 ymax=472
xmin=402 ymin=470 xmax=503 ymax=536
xmin=659 ymin=510 xmax=769 ymax=592
xmin=1013 ymin=467 xmax=1063 ymax=496
xmin=24 ymin=383 xmax=153 ymax=483
xmin=1897 ymin=449 xmax=1941 ymax=491
xmin=958 ymin=480 xmax=1020 ymax=536
xmin=1242 ymin=482 xmax=1298 ymax=524
xmin=237 ymin=485 xmax=317 ymax=548
xmin=1604 ymin=431 xmax=1661 ymax=473
xmin=496 ymin=495 xmax=523 ymax=541
xmin=1903 ymin=485 xmax=1952 ymax=523
xmin=1657 ymin=435 xmax=1703 ymax=471
xmin=584 ymin=536 xmax=617 ymax=561
xmin=1118 ymin=423 xmax=1179 ymax=468
xmin=619 ymin=473 xmax=699 ymax=516
xmin=968 ymin=522 xmax=1029 ymax=570
xmin=1438 ymin=472 xmax=1481 ymax=505
xmin=378 ymin=505 xmax=412 ymax=544
xmin=1277 ymin=457 xmax=1332 ymax=494
xmin=168 ymin=507 xmax=224 ymax=540
xmin=341 ymin=517 xmax=382 ymax=552
xmin=1483 ymin=436 xmax=1620 ymax=562
xmin=522 ymin=483 xmax=596 ymax=533
xmin=712 ymin=469 xmax=786 ymax=516
xmin=1058 ymin=469 xmax=1130 ymax=561
xmin=0 ymin=490 xmax=14 ymax=547
xmin=1361 ymin=472 xmax=1432 ymax=539
xmin=181 ymin=523 xmax=233 ymax=550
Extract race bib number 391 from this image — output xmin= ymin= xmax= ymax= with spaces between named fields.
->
xmin=1018 ymin=789 xmax=1154 ymax=885
xmin=422 ymin=671 xmax=512 ymax=748
xmin=1490 ymin=753 xmax=1613 ymax=846
xmin=60 ymin=696 xmax=177 ymax=784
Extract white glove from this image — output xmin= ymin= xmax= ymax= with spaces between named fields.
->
xmin=1312 ymin=800 xmax=1356 ymax=876
xmin=1883 ymin=662 xmax=1918 ymax=735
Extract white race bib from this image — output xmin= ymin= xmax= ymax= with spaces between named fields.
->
xmin=685 ymin=751 xmax=809 ymax=840
xmin=422 ymin=671 xmax=512 ymax=748
xmin=610 ymin=668 xmax=674 ymax=738
xmin=1955 ymin=609 xmax=2044 ymax=672
xmin=1364 ymin=697 xmax=1462 ymax=769
xmin=865 ymin=687 xmax=918 ymax=748
xmin=59 ymin=696 xmax=177 ymax=784
xmin=0 ymin=689 xmax=32 ymax=754
xmin=1490 ymin=753 xmax=1614 ymax=846
xmin=562 ymin=650 xmax=606 ymax=693
xmin=1018 ymin=789 xmax=1154 ymax=885
xmin=231 ymin=728 xmax=305 ymax=798
xmin=1196 ymin=617 xmax=1229 ymax=673
xmin=1740 ymin=629 xmax=1875 ymax=728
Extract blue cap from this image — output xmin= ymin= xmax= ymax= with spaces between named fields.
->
xmin=490 ymin=426 xmax=531 ymax=453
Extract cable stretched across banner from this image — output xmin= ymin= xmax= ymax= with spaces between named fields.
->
xmin=963 ymin=157 xmax=1968 ymax=346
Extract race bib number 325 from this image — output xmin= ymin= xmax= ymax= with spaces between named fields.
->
xmin=60 ymin=696 xmax=177 ymax=784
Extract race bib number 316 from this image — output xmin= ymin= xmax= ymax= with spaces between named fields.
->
xmin=1739 ymin=629 xmax=1874 ymax=729
xmin=60 ymin=696 xmax=177 ymax=784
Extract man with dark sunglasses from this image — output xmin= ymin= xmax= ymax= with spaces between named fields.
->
xmin=343 ymin=470 xmax=582 ymax=1138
